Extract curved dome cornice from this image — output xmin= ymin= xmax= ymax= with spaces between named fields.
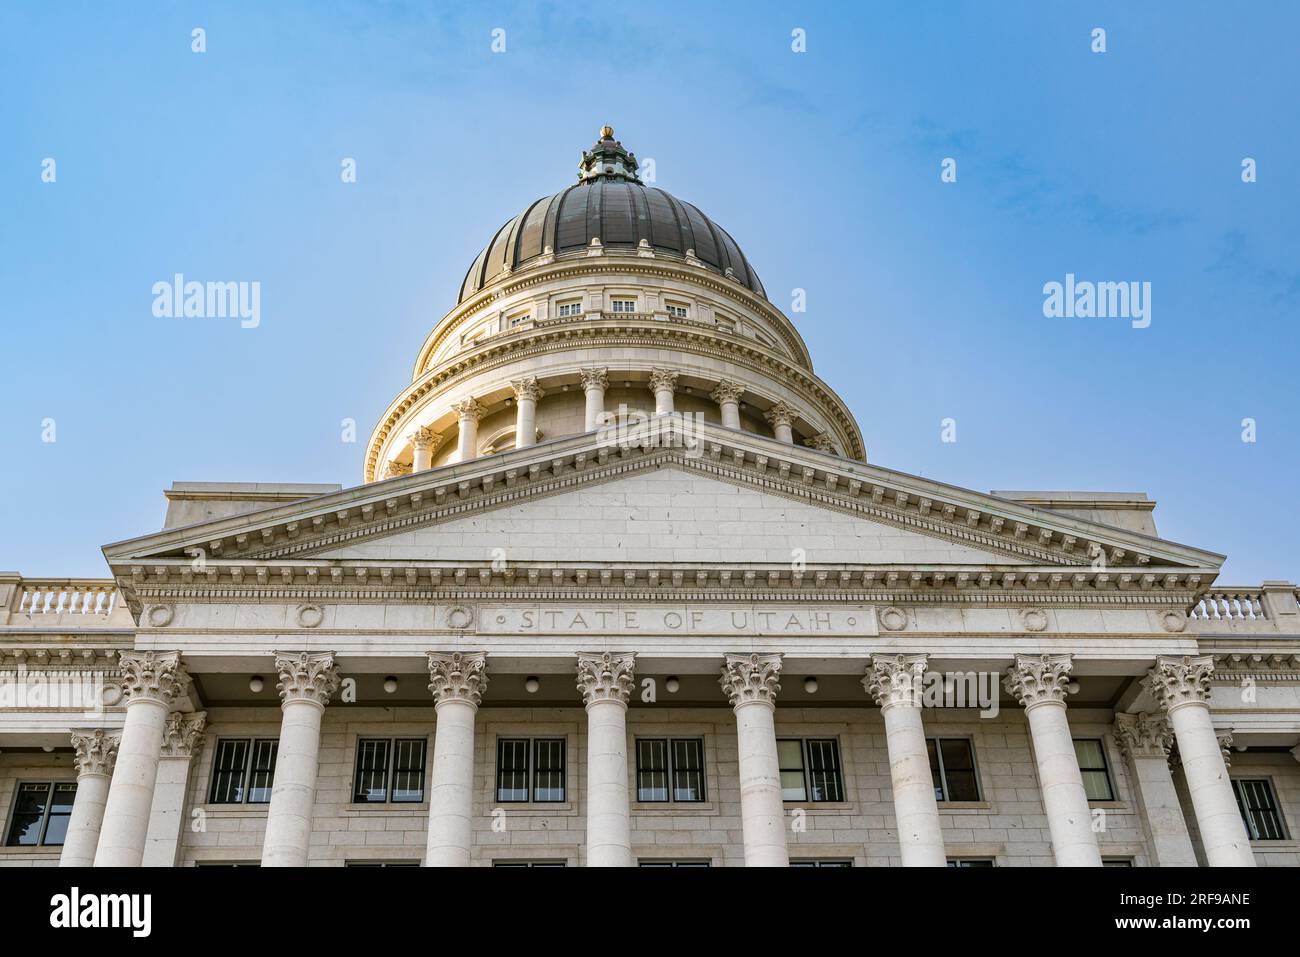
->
xmin=366 ymin=320 xmax=866 ymax=482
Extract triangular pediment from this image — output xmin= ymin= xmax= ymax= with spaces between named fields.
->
xmin=104 ymin=422 xmax=1223 ymax=577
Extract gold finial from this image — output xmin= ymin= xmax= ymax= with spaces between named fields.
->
xmin=600 ymin=125 xmax=614 ymax=139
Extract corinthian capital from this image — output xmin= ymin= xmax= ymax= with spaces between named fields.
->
xmin=427 ymin=651 xmax=488 ymax=708
xmin=804 ymin=433 xmax=836 ymax=454
xmin=451 ymin=397 xmax=486 ymax=422
xmin=647 ymin=368 xmax=678 ymax=394
xmin=410 ymin=426 xmax=442 ymax=452
xmin=1113 ymin=712 xmax=1173 ymax=762
xmin=273 ymin=651 xmax=341 ymax=708
xmin=70 ymin=729 xmax=120 ymax=777
xmin=511 ymin=377 xmax=545 ymax=403
xmin=709 ymin=380 xmax=745 ymax=405
xmin=865 ymin=653 xmax=928 ymax=710
xmin=576 ymin=652 xmax=636 ymax=706
xmin=720 ymin=653 xmax=782 ymax=708
xmin=118 ymin=651 xmax=191 ymax=707
xmin=763 ymin=401 xmax=796 ymax=429
xmin=579 ymin=367 xmax=608 ymax=391
xmin=384 ymin=460 xmax=412 ymax=479
xmin=1144 ymin=655 xmax=1214 ymax=713
xmin=1003 ymin=653 xmax=1073 ymax=709
xmin=160 ymin=711 xmax=207 ymax=758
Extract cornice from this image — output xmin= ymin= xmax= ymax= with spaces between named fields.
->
xmin=368 ymin=319 xmax=865 ymax=481
xmin=416 ymin=254 xmax=814 ymax=377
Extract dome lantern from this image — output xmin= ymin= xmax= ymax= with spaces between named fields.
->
xmin=578 ymin=125 xmax=641 ymax=184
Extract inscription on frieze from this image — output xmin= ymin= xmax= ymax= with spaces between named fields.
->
xmin=474 ymin=604 xmax=878 ymax=637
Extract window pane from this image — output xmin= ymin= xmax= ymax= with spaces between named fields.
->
xmin=806 ymin=740 xmax=843 ymax=802
xmin=939 ymin=740 xmax=980 ymax=801
xmin=391 ymin=739 xmax=426 ymax=803
xmin=636 ymin=739 xmax=668 ymax=802
xmin=927 ymin=738 xmax=944 ymax=801
xmin=671 ymin=739 xmax=705 ymax=802
xmin=1234 ymin=779 xmax=1286 ymax=840
xmin=1073 ymin=739 xmax=1106 ymax=770
xmin=496 ymin=740 xmax=529 ymax=802
xmin=247 ymin=740 xmax=278 ymax=804
xmin=779 ymin=739 xmax=808 ymax=801
xmin=1081 ymin=770 xmax=1114 ymax=802
xmin=42 ymin=783 xmax=77 ymax=846
xmin=210 ymin=739 xmax=250 ymax=804
xmin=533 ymin=739 xmax=565 ymax=802
xmin=5 ymin=783 xmax=52 ymax=846
xmin=777 ymin=739 xmax=804 ymax=770
xmin=353 ymin=739 xmax=391 ymax=803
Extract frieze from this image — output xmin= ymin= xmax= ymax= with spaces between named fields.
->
xmin=478 ymin=603 xmax=877 ymax=637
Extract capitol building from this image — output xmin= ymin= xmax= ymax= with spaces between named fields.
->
xmin=3 ymin=128 xmax=1298 ymax=868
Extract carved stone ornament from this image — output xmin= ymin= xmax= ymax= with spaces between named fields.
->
xmin=145 ymin=603 xmax=174 ymax=628
xmin=296 ymin=603 xmax=324 ymax=629
xmin=579 ymin=367 xmax=609 ymax=391
xmin=879 ymin=607 xmax=909 ymax=632
xmin=763 ymin=401 xmax=796 ymax=429
xmin=273 ymin=651 xmax=341 ymax=708
xmin=1143 ymin=655 xmax=1214 ymax=713
xmin=647 ymin=368 xmax=679 ymax=394
xmin=426 ymin=651 xmax=488 ymax=707
xmin=1003 ymin=653 xmax=1073 ymax=709
xmin=1019 ymin=608 xmax=1049 ymax=632
xmin=118 ymin=651 xmax=191 ymax=707
xmin=720 ymin=652 xmax=782 ymax=707
xmin=445 ymin=604 xmax=475 ymax=630
xmin=1160 ymin=610 xmax=1187 ymax=633
xmin=803 ymin=433 xmax=836 ymax=454
xmin=70 ymin=728 xmax=120 ymax=777
xmin=161 ymin=711 xmax=208 ymax=758
xmin=384 ymin=460 xmax=412 ymax=479
xmin=709 ymin=380 xmax=745 ymax=405
xmin=451 ymin=397 xmax=486 ymax=422
xmin=865 ymin=654 xmax=928 ymax=710
xmin=1113 ymin=712 xmax=1173 ymax=762
xmin=511 ymin=377 xmax=546 ymax=402
xmin=575 ymin=651 xmax=636 ymax=706
xmin=410 ymin=425 xmax=441 ymax=452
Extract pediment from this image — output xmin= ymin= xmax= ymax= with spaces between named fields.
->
xmin=105 ymin=422 xmax=1223 ymax=578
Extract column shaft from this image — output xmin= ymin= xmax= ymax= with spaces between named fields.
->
xmin=1169 ymin=702 xmax=1254 ymax=866
xmin=61 ymin=773 xmax=111 ymax=867
xmin=1025 ymin=701 xmax=1102 ymax=866
xmin=426 ymin=699 xmax=476 ymax=866
xmin=734 ymin=701 xmax=787 ymax=866
xmin=882 ymin=704 xmax=947 ymax=865
xmin=585 ymin=698 xmax=632 ymax=866
xmin=515 ymin=398 xmax=537 ymax=447
xmin=580 ymin=368 xmax=608 ymax=432
xmin=261 ymin=699 xmax=325 ymax=866
xmin=94 ymin=698 xmax=169 ymax=866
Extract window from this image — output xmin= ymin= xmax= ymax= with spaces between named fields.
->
xmin=556 ymin=301 xmax=583 ymax=317
xmin=496 ymin=738 xmax=566 ymax=803
xmin=353 ymin=738 xmax=427 ymax=803
xmin=635 ymin=738 xmax=705 ymax=802
xmin=665 ymin=302 xmax=689 ymax=319
xmin=1233 ymin=779 xmax=1288 ymax=840
xmin=947 ymin=859 xmax=995 ymax=868
xmin=927 ymin=738 xmax=980 ymax=802
xmin=1074 ymin=739 xmax=1115 ymax=801
xmin=1102 ymin=859 xmax=1134 ymax=867
xmin=492 ymin=860 xmax=566 ymax=867
xmin=4 ymin=782 xmax=76 ymax=846
xmin=507 ymin=311 xmax=530 ymax=328
xmin=610 ymin=298 xmax=637 ymax=313
xmin=778 ymin=738 xmax=844 ymax=802
xmin=209 ymin=738 xmax=278 ymax=804
xmin=638 ymin=860 xmax=710 ymax=867
xmin=790 ymin=859 xmax=853 ymax=868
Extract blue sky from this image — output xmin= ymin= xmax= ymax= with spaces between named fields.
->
xmin=1 ymin=1 xmax=1296 ymax=581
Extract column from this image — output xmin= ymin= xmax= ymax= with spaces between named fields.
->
xmin=425 ymin=651 xmax=487 ymax=867
xmin=143 ymin=711 xmax=207 ymax=867
xmin=95 ymin=650 xmax=190 ymax=867
xmin=60 ymin=729 xmax=120 ymax=867
xmin=410 ymin=426 xmax=441 ymax=472
xmin=1113 ymin=712 xmax=1197 ymax=866
xmin=1003 ymin=654 xmax=1102 ymax=866
xmin=452 ymin=398 xmax=485 ymax=463
xmin=866 ymin=654 xmax=947 ymax=866
xmin=721 ymin=653 xmax=788 ymax=866
xmin=710 ymin=380 xmax=744 ymax=430
xmin=511 ymin=377 xmax=545 ymax=448
xmin=764 ymin=401 xmax=796 ymax=444
xmin=261 ymin=651 xmax=340 ymax=867
xmin=1145 ymin=655 xmax=1255 ymax=866
xmin=576 ymin=651 xmax=636 ymax=867
xmin=580 ymin=367 xmax=608 ymax=431
xmin=648 ymin=368 xmax=677 ymax=415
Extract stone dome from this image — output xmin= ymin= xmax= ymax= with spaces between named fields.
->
xmin=458 ymin=127 xmax=766 ymax=303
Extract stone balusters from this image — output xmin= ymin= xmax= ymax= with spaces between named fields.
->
xmin=866 ymin=654 xmax=947 ymax=866
xmin=261 ymin=651 xmax=340 ymax=867
xmin=576 ymin=651 xmax=637 ymax=867
xmin=1144 ymin=655 xmax=1255 ymax=866
xmin=95 ymin=651 xmax=190 ymax=867
xmin=61 ymin=729 xmax=120 ymax=867
xmin=1003 ymin=653 xmax=1102 ymax=866
xmin=720 ymin=652 xmax=788 ymax=866
xmin=511 ymin=377 xmax=545 ymax=448
xmin=425 ymin=651 xmax=488 ymax=867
